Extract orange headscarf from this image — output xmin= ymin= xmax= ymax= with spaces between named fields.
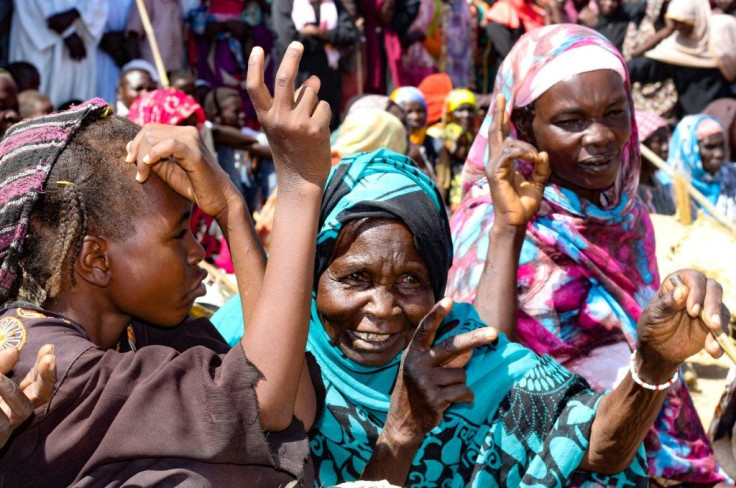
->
xmin=418 ymin=73 xmax=453 ymax=126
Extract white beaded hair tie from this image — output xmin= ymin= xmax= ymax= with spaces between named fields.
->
xmin=629 ymin=351 xmax=679 ymax=391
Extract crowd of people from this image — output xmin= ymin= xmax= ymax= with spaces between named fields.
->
xmin=1 ymin=0 xmax=736 ymax=487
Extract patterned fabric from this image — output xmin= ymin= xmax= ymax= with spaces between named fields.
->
xmin=127 ymin=88 xmax=206 ymax=128
xmin=308 ymin=301 xmax=649 ymax=487
xmin=634 ymin=110 xmax=669 ymax=143
xmin=0 ymin=99 xmax=110 ymax=304
xmin=448 ymin=24 xmax=726 ymax=483
xmin=441 ymin=0 xmax=473 ymax=89
xmin=668 ymin=114 xmax=736 ymax=221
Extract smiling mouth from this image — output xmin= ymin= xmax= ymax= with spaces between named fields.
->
xmin=352 ymin=331 xmax=392 ymax=341
xmin=580 ymin=154 xmax=616 ymax=170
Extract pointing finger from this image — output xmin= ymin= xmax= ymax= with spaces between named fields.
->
xmin=410 ymin=298 xmax=454 ymax=351
xmin=430 ymin=327 xmax=498 ymax=366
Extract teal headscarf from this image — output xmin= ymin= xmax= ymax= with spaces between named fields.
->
xmin=668 ymin=114 xmax=725 ymax=206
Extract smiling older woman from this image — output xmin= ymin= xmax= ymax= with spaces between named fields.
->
xmin=450 ymin=23 xmax=730 ymax=485
xmin=213 ymin=142 xmax=729 ymax=486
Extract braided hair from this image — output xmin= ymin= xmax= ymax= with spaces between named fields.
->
xmin=12 ymin=116 xmax=143 ymax=305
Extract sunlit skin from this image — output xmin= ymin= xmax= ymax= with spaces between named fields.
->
xmin=451 ymin=103 xmax=477 ymax=133
xmin=699 ymin=131 xmax=727 ymax=176
xmin=316 ymin=219 xmax=435 ymax=367
xmin=518 ymin=69 xmax=631 ymax=203
xmin=0 ymin=77 xmax=20 ymax=137
xmin=117 ymin=70 xmax=157 ymax=108
xmin=400 ymin=101 xmax=428 ymax=131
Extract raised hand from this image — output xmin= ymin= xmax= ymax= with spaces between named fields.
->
xmin=486 ymin=93 xmax=550 ymax=228
xmin=245 ymin=43 xmax=332 ymax=190
xmin=635 ymin=270 xmax=730 ymax=382
xmin=0 ymin=345 xmax=56 ymax=448
xmin=385 ymin=299 xmax=498 ymax=440
xmin=126 ymin=124 xmax=239 ymax=219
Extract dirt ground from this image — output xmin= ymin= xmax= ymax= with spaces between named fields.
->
xmin=687 ymin=350 xmax=730 ymax=431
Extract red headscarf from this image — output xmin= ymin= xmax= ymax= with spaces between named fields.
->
xmin=128 ymin=88 xmax=206 ymax=128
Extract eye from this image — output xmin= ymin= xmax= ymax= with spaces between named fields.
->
xmin=174 ymin=228 xmax=188 ymax=240
xmin=555 ymin=118 xmax=585 ymax=130
xmin=342 ymin=271 xmax=369 ymax=284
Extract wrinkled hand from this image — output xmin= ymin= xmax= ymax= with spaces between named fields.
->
xmin=47 ymin=8 xmax=79 ymax=33
xmin=64 ymin=33 xmax=86 ymax=61
xmin=126 ymin=124 xmax=239 ymax=219
xmin=246 ymin=43 xmax=331 ymax=189
xmin=0 ymin=345 xmax=56 ymax=448
xmin=486 ymin=94 xmax=550 ymax=228
xmin=385 ymin=299 xmax=498 ymax=440
xmin=636 ymin=270 xmax=730 ymax=381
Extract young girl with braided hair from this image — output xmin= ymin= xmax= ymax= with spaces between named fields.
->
xmin=0 ymin=43 xmax=330 ymax=486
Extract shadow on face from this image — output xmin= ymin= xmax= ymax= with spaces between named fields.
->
xmin=316 ymin=218 xmax=435 ymax=367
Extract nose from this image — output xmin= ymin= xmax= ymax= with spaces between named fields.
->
xmin=187 ymin=231 xmax=206 ymax=266
xmin=363 ymin=287 xmax=398 ymax=320
xmin=583 ymin=120 xmax=616 ymax=149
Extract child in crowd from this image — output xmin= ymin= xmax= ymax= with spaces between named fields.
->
xmin=0 ymin=43 xmax=331 ymax=487
xmin=0 ymin=69 xmax=19 ymax=138
xmin=115 ymin=62 xmax=159 ymax=117
xmin=18 ymin=90 xmax=53 ymax=119
xmin=204 ymin=87 xmax=275 ymax=211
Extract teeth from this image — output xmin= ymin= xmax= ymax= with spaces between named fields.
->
xmin=353 ymin=331 xmax=391 ymax=341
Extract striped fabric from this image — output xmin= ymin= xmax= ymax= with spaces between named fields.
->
xmin=0 ymin=98 xmax=111 ymax=303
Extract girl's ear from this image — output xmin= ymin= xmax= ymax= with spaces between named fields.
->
xmin=75 ymin=236 xmax=112 ymax=288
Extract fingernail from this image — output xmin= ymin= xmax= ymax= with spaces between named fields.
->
xmin=135 ymin=172 xmax=142 ymax=182
xmin=692 ymin=303 xmax=701 ymax=316
xmin=674 ymin=285 xmax=686 ymax=302
xmin=289 ymin=41 xmax=303 ymax=50
xmin=142 ymin=154 xmax=150 ymax=164
xmin=250 ymin=46 xmax=262 ymax=58
xmin=712 ymin=313 xmax=722 ymax=327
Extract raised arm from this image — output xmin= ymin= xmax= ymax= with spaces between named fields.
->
xmin=580 ymin=269 xmax=729 ymax=473
xmin=474 ymin=94 xmax=549 ymax=341
xmin=126 ymin=43 xmax=331 ymax=432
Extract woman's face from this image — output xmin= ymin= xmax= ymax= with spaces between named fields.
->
xmin=451 ymin=103 xmax=477 ymax=133
xmin=699 ymin=132 xmax=726 ymax=176
xmin=529 ymin=69 xmax=631 ymax=203
xmin=402 ymin=101 xmax=427 ymax=131
xmin=316 ymin=219 xmax=435 ymax=367
xmin=645 ymin=126 xmax=671 ymax=162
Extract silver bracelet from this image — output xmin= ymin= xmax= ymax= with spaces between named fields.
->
xmin=629 ymin=351 xmax=679 ymax=391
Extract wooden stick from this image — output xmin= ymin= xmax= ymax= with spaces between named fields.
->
xmin=669 ymin=274 xmax=736 ymax=366
xmin=640 ymin=144 xmax=736 ymax=234
xmin=134 ymin=0 xmax=170 ymax=87
xmin=199 ymin=261 xmax=238 ymax=295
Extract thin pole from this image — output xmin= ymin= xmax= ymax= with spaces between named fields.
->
xmin=134 ymin=0 xmax=170 ymax=87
